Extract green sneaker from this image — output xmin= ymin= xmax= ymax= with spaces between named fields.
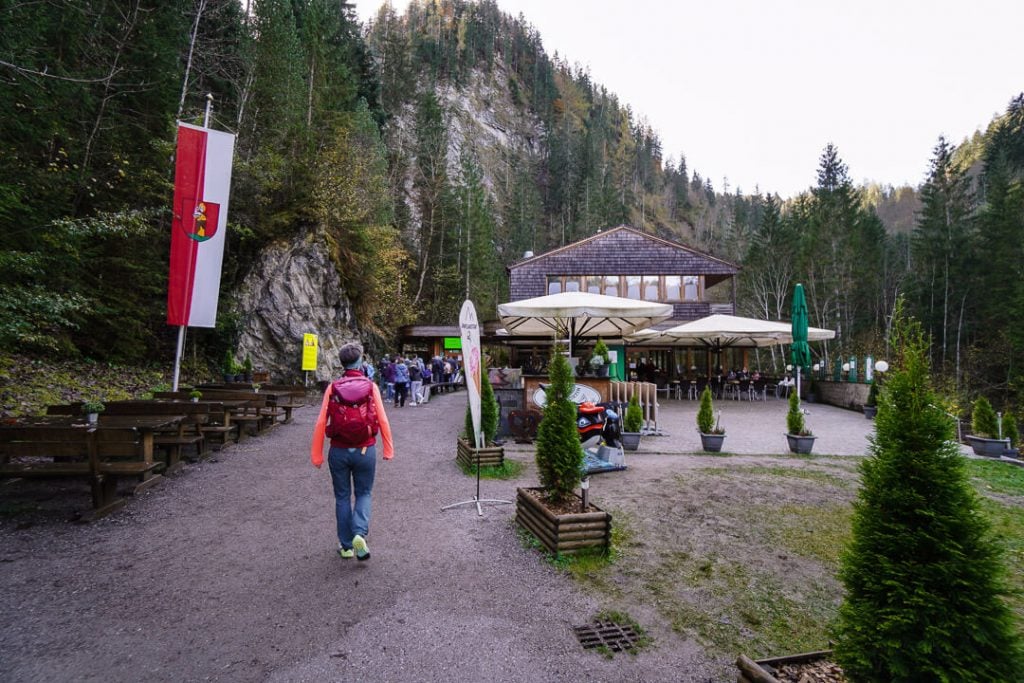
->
xmin=352 ymin=534 xmax=370 ymax=561
xmin=338 ymin=547 xmax=354 ymax=559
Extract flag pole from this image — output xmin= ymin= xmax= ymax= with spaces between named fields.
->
xmin=172 ymin=94 xmax=214 ymax=392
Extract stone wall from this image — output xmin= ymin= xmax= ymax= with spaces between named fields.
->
xmin=812 ymin=380 xmax=870 ymax=411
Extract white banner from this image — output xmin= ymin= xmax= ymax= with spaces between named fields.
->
xmin=459 ymin=300 xmax=483 ymax=447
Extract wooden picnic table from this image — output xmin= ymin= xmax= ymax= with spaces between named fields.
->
xmin=0 ymin=417 xmax=173 ymax=518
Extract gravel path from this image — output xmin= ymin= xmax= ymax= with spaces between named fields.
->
xmin=0 ymin=391 xmax=722 ymax=683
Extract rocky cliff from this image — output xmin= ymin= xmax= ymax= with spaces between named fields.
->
xmin=234 ymin=230 xmax=360 ymax=383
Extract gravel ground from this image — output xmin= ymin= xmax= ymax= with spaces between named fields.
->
xmin=0 ymin=391 xmax=729 ymax=683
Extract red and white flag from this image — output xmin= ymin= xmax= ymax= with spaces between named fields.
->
xmin=167 ymin=122 xmax=235 ymax=327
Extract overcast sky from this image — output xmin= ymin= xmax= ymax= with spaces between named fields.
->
xmin=355 ymin=0 xmax=1024 ymax=198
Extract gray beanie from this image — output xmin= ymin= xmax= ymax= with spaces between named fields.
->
xmin=339 ymin=343 xmax=363 ymax=369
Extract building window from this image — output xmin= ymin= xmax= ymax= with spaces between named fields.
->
xmin=586 ymin=276 xmax=602 ymax=295
xmin=665 ymin=275 xmax=682 ymax=300
xmin=625 ymin=275 xmax=642 ymax=299
xmin=564 ymin=277 xmax=581 ymax=293
xmin=601 ymin=275 xmax=620 ymax=297
xmin=684 ymin=275 xmax=699 ymax=300
xmin=547 ymin=276 xmax=583 ymax=294
xmin=547 ymin=277 xmax=562 ymax=295
xmin=642 ymin=276 xmax=660 ymax=301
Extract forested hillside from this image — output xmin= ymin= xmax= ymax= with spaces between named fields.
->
xmin=1 ymin=0 xmax=1022 ymax=405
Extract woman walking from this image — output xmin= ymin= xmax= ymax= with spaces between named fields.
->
xmin=311 ymin=343 xmax=394 ymax=560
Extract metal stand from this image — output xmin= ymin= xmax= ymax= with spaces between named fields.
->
xmin=441 ymin=437 xmax=512 ymax=516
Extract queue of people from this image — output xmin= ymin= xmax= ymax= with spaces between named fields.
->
xmin=368 ymin=353 xmax=463 ymax=407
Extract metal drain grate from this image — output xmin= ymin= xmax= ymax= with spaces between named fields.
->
xmin=573 ymin=620 xmax=640 ymax=652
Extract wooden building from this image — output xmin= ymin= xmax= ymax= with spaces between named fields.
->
xmin=507 ymin=225 xmax=739 ymax=324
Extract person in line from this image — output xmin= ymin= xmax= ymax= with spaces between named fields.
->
xmin=408 ymin=357 xmax=423 ymax=407
xmin=393 ymin=355 xmax=410 ymax=407
xmin=420 ymin=359 xmax=432 ymax=404
xmin=311 ymin=343 xmax=394 ymax=561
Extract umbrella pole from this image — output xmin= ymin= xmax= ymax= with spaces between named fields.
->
xmin=796 ymin=365 xmax=801 ymax=407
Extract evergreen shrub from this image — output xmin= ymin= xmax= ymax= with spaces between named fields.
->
xmin=834 ymin=304 xmax=1024 ymax=680
xmin=786 ymin=390 xmax=809 ymax=435
xmin=624 ymin=393 xmax=643 ymax=433
xmin=1003 ymin=410 xmax=1019 ymax=446
xmin=592 ymin=337 xmax=610 ymax=365
xmin=462 ymin=360 xmax=500 ymax=445
xmin=697 ymin=386 xmax=722 ymax=434
xmin=534 ymin=349 xmax=584 ymax=504
xmin=971 ymin=396 xmax=999 ymax=438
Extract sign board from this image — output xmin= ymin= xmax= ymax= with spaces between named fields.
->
xmin=459 ymin=302 xmax=483 ymax=447
xmin=301 ymin=333 xmax=318 ymax=371
xmin=532 ymin=382 xmax=602 ymax=408
xmin=443 ymin=336 xmax=462 ymax=350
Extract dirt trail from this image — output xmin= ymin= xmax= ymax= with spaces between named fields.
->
xmin=0 ymin=392 xmax=719 ymax=682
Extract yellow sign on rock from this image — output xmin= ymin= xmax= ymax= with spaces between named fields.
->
xmin=301 ymin=333 xmax=318 ymax=371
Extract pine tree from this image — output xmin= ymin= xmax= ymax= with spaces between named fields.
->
xmin=834 ymin=303 xmax=1023 ymax=680
xmin=534 ymin=349 xmax=584 ymax=504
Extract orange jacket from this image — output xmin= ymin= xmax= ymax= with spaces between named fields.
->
xmin=310 ymin=378 xmax=394 ymax=467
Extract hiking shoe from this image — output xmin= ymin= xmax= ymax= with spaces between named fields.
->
xmin=352 ymin=534 xmax=370 ymax=561
xmin=338 ymin=546 xmax=354 ymax=559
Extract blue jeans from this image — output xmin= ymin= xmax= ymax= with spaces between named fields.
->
xmin=327 ymin=444 xmax=377 ymax=549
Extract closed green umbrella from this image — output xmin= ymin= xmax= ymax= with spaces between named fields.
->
xmin=791 ymin=283 xmax=811 ymax=400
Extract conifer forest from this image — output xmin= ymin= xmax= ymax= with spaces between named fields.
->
xmin=2 ymin=0 xmax=1023 ymax=409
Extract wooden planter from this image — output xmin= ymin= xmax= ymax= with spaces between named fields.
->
xmin=456 ymin=438 xmax=505 ymax=468
xmin=700 ymin=432 xmax=725 ymax=452
xmin=516 ymin=487 xmax=611 ymax=556
xmin=786 ymin=433 xmax=817 ymax=455
xmin=736 ymin=650 xmax=836 ymax=683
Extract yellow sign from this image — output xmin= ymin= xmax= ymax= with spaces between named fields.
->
xmin=301 ymin=333 xmax=318 ymax=371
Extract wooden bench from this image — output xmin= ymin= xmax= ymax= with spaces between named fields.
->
xmin=0 ymin=426 xmax=163 ymax=518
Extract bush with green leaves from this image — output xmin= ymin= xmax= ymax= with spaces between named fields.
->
xmin=696 ymin=386 xmax=722 ymax=434
xmin=624 ymin=393 xmax=643 ymax=433
xmin=1003 ymin=410 xmax=1019 ymax=446
xmin=971 ymin=396 xmax=999 ymax=438
xmin=223 ymin=350 xmax=237 ymax=375
xmin=534 ymin=349 xmax=584 ymax=504
xmin=786 ymin=389 xmax=809 ymax=435
xmin=834 ymin=304 xmax=1024 ymax=680
xmin=243 ymin=356 xmax=253 ymax=372
xmin=865 ymin=380 xmax=879 ymax=407
xmin=592 ymin=337 xmax=610 ymax=365
xmin=463 ymin=361 xmax=500 ymax=445
xmin=81 ymin=400 xmax=105 ymax=414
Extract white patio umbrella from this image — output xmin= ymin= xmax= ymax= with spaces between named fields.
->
xmin=497 ymin=292 xmax=672 ymax=355
xmin=625 ymin=313 xmax=835 ymax=371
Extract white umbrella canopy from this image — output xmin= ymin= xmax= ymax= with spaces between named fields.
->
xmin=497 ymin=292 xmax=673 ymax=351
xmin=627 ymin=314 xmax=835 ymax=348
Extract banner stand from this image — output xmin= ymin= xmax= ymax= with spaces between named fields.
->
xmin=171 ymin=94 xmax=214 ymax=392
xmin=442 ymin=300 xmax=512 ymax=516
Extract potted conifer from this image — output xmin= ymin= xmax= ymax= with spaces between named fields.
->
xmin=966 ymin=396 xmax=1010 ymax=456
xmin=1004 ymin=410 xmax=1020 ymax=457
xmin=785 ymin=389 xmax=815 ymax=454
xmin=242 ymin=356 xmax=254 ymax=383
xmin=621 ymin=393 xmax=643 ymax=451
xmin=457 ymin=362 xmax=504 ymax=469
xmin=697 ymin=385 xmax=725 ymax=452
xmin=222 ymin=350 xmax=236 ymax=383
xmin=863 ymin=381 xmax=879 ymax=419
xmin=833 ymin=304 xmax=1024 ymax=679
xmin=516 ymin=349 xmax=611 ymax=556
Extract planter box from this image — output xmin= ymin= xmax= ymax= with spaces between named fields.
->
xmin=863 ymin=405 xmax=877 ymax=419
xmin=736 ymin=650 xmax=836 ymax=683
xmin=456 ymin=438 xmax=505 ymax=468
xmin=516 ymin=487 xmax=611 ymax=556
xmin=621 ymin=431 xmax=641 ymax=451
xmin=786 ymin=433 xmax=817 ymax=455
xmin=966 ymin=435 xmax=1012 ymax=457
xmin=700 ymin=432 xmax=725 ymax=453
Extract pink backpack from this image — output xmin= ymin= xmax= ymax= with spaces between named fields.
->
xmin=325 ymin=376 xmax=379 ymax=445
